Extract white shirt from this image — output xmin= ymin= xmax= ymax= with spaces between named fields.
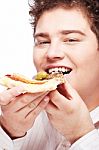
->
xmin=0 ymin=107 xmax=99 ymax=150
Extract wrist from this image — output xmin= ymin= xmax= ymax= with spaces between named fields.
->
xmin=0 ymin=115 xmax=26 ymax=139
xmin=67 ymin=125 xmax=95 ymax=144
xmin=0 ymin=123 xmax=26 ymax=140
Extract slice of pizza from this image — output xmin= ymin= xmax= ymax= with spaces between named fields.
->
xmin=0 ymin=72 xmax=65 ymax=93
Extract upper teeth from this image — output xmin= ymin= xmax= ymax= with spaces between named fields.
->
xmin=48 ymin=67 xmax=71 ymax=74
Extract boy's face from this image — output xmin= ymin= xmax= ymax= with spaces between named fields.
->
xmin=33 ymin=8 xmax=99 ymax=107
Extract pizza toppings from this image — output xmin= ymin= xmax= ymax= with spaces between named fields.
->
xmin=35 ymin=71 xmax=49 ymax=80
xmin=0 ymin=72 xmax=66 ymax=93
xmin=5 ymin=73 xmax=47 ymax=84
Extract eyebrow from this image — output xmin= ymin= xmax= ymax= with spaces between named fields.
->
xmin=34 ymin=30 xmax=86 ymax=39
xmin=34 ymin=33 xmax=49 ymax=39
xmin=60 ymin=30 xmax=86 ymax=36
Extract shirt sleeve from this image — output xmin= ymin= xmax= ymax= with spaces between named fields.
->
xmin=69 ymin=129 xmax=99 ymax=150
xmin=0 ymin=126 xmax=14 ymax=150
xmin=13 ymin=136 xmax=26 ymax=150
xmin=0 ymin=126 xmax=26 ymax=150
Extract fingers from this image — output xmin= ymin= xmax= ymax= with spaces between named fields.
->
xmin=0 ymin=93 xmax=50 ymax=136
xmin=57 ymin=83 xmax=72 ymax=99
xmin=0 ymin=86 xmax=26 ymax=105
xmin=25 ymin=96 xmax=49 ymax=120
xmin=45 ymin=100 xmax=58 ymax=115
xmin=0 ymin=89 xmax=49 ymax=138
xmin=57 ymin=81 xmax=77 ymax=99
xmin=48 ymin=90 xmax=69 ymax=110
xmin=14 ymin=93 xmax=49 ymax=116
xmin=49 ymin=81 xmax=79 ymax=110
xmin=1 ymin=92 xmax=49 ymax=113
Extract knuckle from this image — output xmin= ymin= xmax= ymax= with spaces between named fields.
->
xmin=20 ymin=94 xmax=33 ymax=104
xmin=32 ymin=110 xmax=39 ymax=117
xmin=0 ymin=94 xmax=4 ymax=104
xmin=0 ymin=95 xmax=9 ymax=105
xmin=32 ymin=110 xmax=37 ymax=116
xmin=1 ymin=109 xmax=9 ymax=118
xmin=20 ymin=96 xmax=29 ymax=104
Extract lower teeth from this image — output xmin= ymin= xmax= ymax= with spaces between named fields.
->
xmin=49 ymin=70 xmax=71 ymax=75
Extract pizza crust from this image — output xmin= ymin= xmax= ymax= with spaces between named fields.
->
xmin=0 ymin=73 xmax=65 ymax=93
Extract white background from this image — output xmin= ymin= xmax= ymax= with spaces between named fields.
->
xmin=0 ymin=0 xmax=36 ymax=80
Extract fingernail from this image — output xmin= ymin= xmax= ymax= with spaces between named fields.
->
xmin=44 ymin=96 xmax=49 ymax=102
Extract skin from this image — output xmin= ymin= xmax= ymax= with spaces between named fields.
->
xmin=33 ymin=8 xmax=99 ymax=142
xmin=0 ymin=7 xmax=99 ymax=143
xmin=34 ymin=8 xmax=99 ymax=110
xmin=0 ymin=88 xmax=49 ymax=138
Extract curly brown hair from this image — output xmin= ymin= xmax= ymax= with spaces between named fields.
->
xmin=29 ymin=0 xmax=99 ymax=42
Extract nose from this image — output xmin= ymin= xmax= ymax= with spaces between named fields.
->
xmin=46 ymin=42 xmax=65 ymax=62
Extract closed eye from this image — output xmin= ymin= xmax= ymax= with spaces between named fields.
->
xmin=35 ymin=40 xmax=50 ymax=46
xmin=69 ymin=39 xmax=78 ymax=42
xmin=39 ymin=41 xmax=50 ymax=44
xmin=63 ymin=38 xmax=80 ymax=45
xmin=64 ymin=38 xmax=79 ymax=43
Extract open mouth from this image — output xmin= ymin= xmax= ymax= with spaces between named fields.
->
xmin=46 ymin=67 xmax=72 ymax=75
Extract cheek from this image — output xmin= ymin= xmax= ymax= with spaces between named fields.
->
xmin=33 ymin=50 xmax=40 ymax=68
xmin=69 ymin=42 xmax=98 ymax=67
xmin=33 ymin=48 xmax=45 ymax=70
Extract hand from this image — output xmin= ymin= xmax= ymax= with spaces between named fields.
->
xmin=45 ymin=81 xmax=95 ymax=144
xmin=0 ymin=86 xmax=26 ymax=105
xmin=0 ymin=87 xmax=49 ymax=139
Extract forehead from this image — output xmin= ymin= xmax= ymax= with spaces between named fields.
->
xmin=35 ymin=8 xmax=90 ymax=34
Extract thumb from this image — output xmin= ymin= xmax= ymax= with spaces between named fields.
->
xmin=57 ymin=80 xmax=76 ymax=100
